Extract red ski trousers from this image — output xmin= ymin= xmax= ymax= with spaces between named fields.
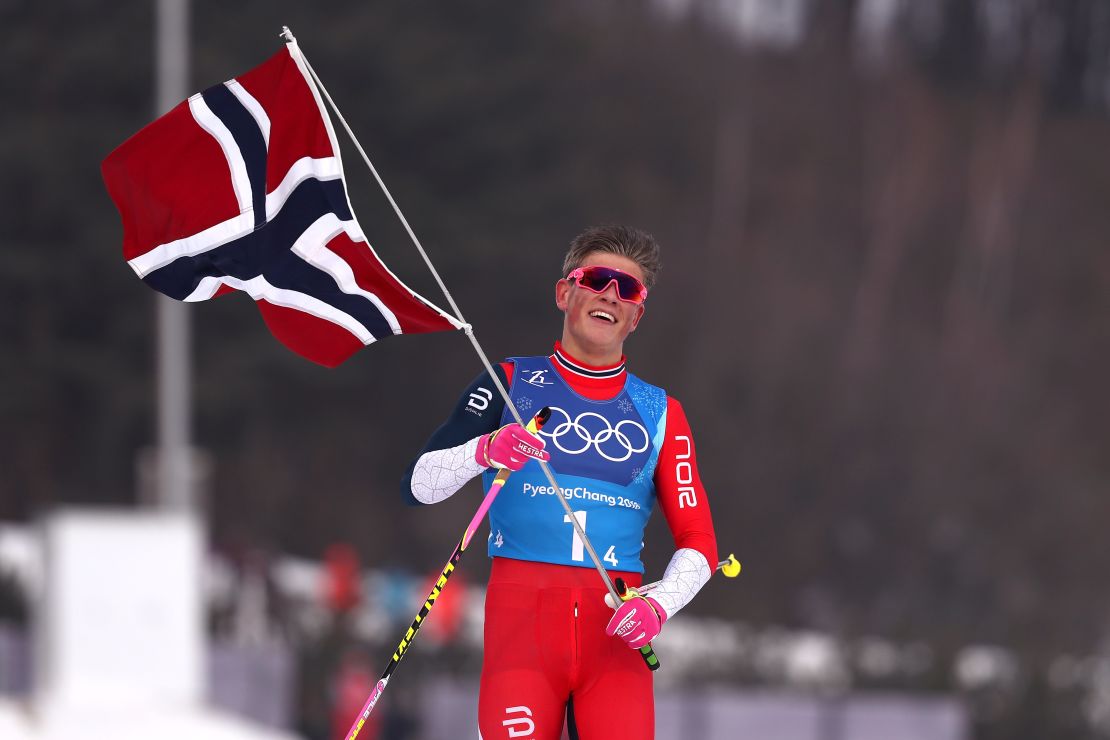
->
xmin=478 ymin=557 xmax=654 ymax=740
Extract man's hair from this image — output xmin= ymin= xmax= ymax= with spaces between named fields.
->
xmin=561 ymin=225 xmax=662 ymax=290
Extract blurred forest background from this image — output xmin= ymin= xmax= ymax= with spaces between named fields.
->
xmin=3 ymin=1 xmax=1110 ymax=738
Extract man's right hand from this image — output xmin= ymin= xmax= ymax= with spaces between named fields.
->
xmin=475 ymin=423 xmax=550 ymax=471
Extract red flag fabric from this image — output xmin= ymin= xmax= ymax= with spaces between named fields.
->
xmin=101 ymin=44 xmax=457 ymax=367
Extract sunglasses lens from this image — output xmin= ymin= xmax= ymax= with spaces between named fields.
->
xmin=576 ymin=266 xmax=646 ymax=303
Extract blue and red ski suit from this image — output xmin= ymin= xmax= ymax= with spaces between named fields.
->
xmin=403 ymin=343 xmax=717 ymax=739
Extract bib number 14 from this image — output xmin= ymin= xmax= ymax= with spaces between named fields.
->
xmin=563 ymin=511 xmax=619 ymax=567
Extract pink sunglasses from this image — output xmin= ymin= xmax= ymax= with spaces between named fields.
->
xmin=566 ymin=266 xmax=648 ymax=304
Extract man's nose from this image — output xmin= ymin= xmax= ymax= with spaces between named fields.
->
xmin=600 ymin=280 xmax=621 ymax=302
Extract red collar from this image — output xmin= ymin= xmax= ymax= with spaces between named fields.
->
xmin=551 ymin=342 xmax=626 ymax=379
xmin=546 ymin=343 xmax=626 ymax=401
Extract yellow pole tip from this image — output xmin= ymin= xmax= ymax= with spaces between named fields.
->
xmin=721 ymin=554 xmax=741 ymax=578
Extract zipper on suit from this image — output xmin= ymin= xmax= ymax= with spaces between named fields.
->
xmin=573 ymin=601 xmax=580 ymax=668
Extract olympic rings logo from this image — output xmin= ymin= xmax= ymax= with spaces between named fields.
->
xmin=537 ymin=406 xmax=650 ymax=462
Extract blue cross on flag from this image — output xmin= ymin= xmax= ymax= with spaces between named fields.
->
xmin=102 ymin=43 xmax=458 ymax=367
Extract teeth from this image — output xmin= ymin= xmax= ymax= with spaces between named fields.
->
xmin=590 ymin=310 xmax=616 ymax=323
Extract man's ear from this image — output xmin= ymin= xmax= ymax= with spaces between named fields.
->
xmin=555 ymin=279 xmax=570 ymax=311
xmin=629 ymin=304 xmax=646 ymax=332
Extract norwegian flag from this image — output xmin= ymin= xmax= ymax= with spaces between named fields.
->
xmin=102 ymin=44 xmax=458 ymax=367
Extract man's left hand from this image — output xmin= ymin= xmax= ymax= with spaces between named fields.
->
xmin=605 ymin=595 xmax=667 ymax=649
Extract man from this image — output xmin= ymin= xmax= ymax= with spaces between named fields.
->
xmin=402 ymin=225 xmax=717 ymax=739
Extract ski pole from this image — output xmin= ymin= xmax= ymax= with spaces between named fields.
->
xmin=608 ymin=552 xmax=741 ymax=667
xmin=343 ymin=407 xmax=551 ymax=740
xmin=605 ymin=553 xmax=742 ymax=609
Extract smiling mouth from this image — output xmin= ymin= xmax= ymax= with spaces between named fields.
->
xmin=589 ymin=309 xmax=616 ymax=324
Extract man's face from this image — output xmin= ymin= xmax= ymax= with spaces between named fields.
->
xmin=555 ymin=252 xmax=647 ymax=359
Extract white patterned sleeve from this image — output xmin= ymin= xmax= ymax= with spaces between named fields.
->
xmin=410 ymin=437 xmax=487 ymax=504
xmin=646 ymin=547 xmax=713 ymax=620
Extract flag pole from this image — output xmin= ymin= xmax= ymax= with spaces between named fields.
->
xmin=279 ymin=28 xmax=635 ymax=620
xmin=155 ymin=0 xmax=194 ymax=511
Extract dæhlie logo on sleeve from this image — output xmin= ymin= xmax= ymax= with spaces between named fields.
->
xmin=466 ymin=387 xmax=493 ymax=414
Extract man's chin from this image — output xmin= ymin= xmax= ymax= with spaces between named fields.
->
xmin=576 ymin=327 xmax=627 ymax=354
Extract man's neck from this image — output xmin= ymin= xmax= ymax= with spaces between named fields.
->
xmin=557 ymin=334 xmax=624 ymax=368
xmin=549 ymin=341 xmax=626 ymax=400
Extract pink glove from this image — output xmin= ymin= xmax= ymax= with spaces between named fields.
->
xmin=605 ymin=595 xmax=667 ymax=649
xmin=475 ymin=423 xmax=550 ymax=471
